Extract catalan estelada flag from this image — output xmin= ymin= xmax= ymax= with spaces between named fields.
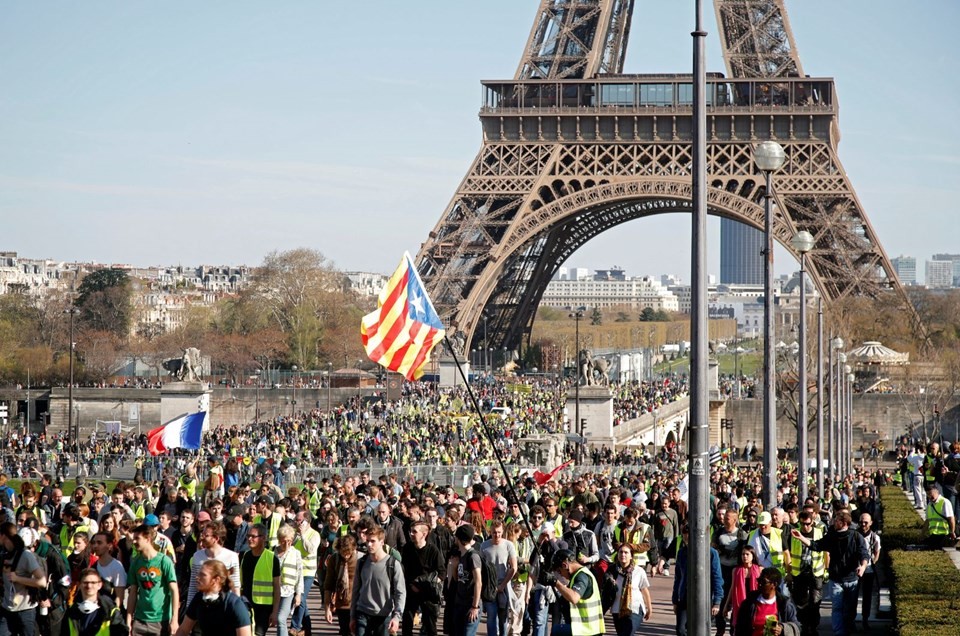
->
xmin=361 ymin=252 xmax=445 ymax=381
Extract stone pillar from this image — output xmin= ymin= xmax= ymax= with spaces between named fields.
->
xmin=568 ymin=386 xmax=615 ymax=451
xmin=160 ymin=382 xmax=212 ymax=429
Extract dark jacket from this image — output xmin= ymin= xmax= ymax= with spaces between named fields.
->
xmin=808 ymin=527 xmax=870 ymax=583
xmin=671 ymin=545 xmax=724 ymax=606
xmin=65 ymin=594 xmax=128 ymax=636
xmin=734 ymin=590 xmax=799 ymax=636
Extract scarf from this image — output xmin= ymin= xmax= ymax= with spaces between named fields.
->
xmin=619 ymin=565 xmax=633 ymax=617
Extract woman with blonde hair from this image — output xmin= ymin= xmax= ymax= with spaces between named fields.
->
xmin=276 ymin=524 xmax=304 ymax=636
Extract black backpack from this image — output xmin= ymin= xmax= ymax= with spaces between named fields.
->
xmin=469 ymin=549 xmax=499 ymax=604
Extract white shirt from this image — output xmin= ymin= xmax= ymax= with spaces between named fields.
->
xmin=612 ymin=567 xmax=650 ymax=616
xmin=96 ymin=557 xmax=127 ymax=591
xmin=187 ymin=546 xmax=241 ymax=606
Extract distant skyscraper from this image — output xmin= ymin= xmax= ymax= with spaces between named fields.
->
xmin=891 ymin=255 xmax=917 ymax=286
xmin=932 ymin=253 xmax=960 ymax=286
xmin=925 ymin=260 xmax=953 ymax=289
xmin=720 ymin=218 xmax=763 ymax=285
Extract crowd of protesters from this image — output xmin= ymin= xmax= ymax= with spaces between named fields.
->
xmin=0 ymin=416 xmax=942 ymax=636
xmin=0 ymin=375 xmax=689 ymax=480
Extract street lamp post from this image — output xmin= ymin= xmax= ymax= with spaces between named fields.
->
xmin=65 ymin=306 xmax=78 ymax=471
xmin=254 ymin=369 xmax=261 ymax=423
xmin=791 ymin=230 xmax=814 ymax=503
xmin=830 ymin=337 xmax=843 ymax=481
xmin=357 ymin=360 xmax=363 ymax=406
xmin=837 ymin=352 xmax=847 ymax=477
xmin=570 ymin=307 xmax=585 ymax=463
xmin=291 ymin=365 xmax=298 ymax=417
xmin=734 ymin=345 xmax=745 ymax=399
xmin=756 ymin=139 xmax=786 ymax=510
xmin=816 ymin=299 xmax=825 ymax=499
xmin=327 ymin=362 xmax=333 ymax=417
xmin=844 ymin=364 xmax=853 ymax=474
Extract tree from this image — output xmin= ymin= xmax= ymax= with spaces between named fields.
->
xmin=75 ymin=268 xmax=132 ymax=337
xmin=590 ymin=307 xmax=602 ymax=326
xmin=247 ymin=248 xmax=361 ymax=369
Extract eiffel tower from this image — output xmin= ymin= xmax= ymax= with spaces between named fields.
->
xmin=416 ymin=0 xmax=909 ymax=353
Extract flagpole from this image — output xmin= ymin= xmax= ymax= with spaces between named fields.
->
xmin=442 ymin=335 xmax=540 ymax=545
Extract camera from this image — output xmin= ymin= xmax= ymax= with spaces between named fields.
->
xmin=538 ymin=571 xmax=557 ymax=587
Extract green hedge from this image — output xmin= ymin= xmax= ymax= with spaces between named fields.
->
xmin=878 ymin=486 xmax=924 ymax=551
xmin=880 ymin=486 xmax=960 ymax=635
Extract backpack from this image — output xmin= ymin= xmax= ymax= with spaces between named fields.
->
xmin=469 ymin=548 xmax=499 ymax=604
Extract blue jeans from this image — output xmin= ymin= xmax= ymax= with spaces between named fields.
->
xmin=830 ymin=579 xmax=860 ymax=636
xmin=291 ymin=575 xmax=314 ymax=629
xmin=0 ymin=608 xmax=37 ymax=636
xmin=450 ymin=604 xmax=480 ymax=636
xmin=355 ymin=612 xmax=390 ymax=636
xmin=484 ymin=600 xmax=508 ymax=636
xmin=277 ymin=595 xmax=295 ymax=636
xmin=528 ymin=588 xmax=550 ymax=636
xmin=613 ymin=612 xmax=644 ymax=636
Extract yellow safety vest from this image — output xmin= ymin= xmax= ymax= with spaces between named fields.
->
xmin=295 ymin=527 xmax=320 ymax=578
xmin=178 ymin=475 xmax=198 ymax=499
xmin=927 ymin=498 xmax=950 ymax=536
xmin=924 ymin=455 xmax=938 ymax=483
xmin=59 ymin=523 xmax=90 ymax=557
xmin=68 ymin=607 xmax=117 ymax=636
xmin=614 ymin=524 xmax=651 ymax=566
xmin=748 ymin=528 xmax=785 ymax=574
xmin=569 ymin=566 xmax=604 ymax=636
xmin=305 ymin=489 xmax=322 ymax=516
xmin=279 ymin=550 xmax=300 ymax=589
xmin=131 ymin=502 xmax=146 ymax=520
xmin=254 ymin=513 xmax=283 ymax=549
xmin=788 ymin=526 xmax=825 ymax=577
xmin=247 ymin=549 xmax=276 ymax=605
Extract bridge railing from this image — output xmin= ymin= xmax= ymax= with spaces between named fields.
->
xmin=614 ymin=396 xmax=690 ymax=445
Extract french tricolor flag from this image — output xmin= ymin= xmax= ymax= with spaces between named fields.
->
xmin=146 ymin=412 xmax=207 ymax=455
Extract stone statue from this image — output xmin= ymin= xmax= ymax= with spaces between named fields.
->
xmin=577 ymin=349 xmax=610 ymax=387
xmin=163 ymin=347 xmax=203 ymax=382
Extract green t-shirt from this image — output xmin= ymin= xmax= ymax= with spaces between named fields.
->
xmin=128 ymin=552 xmax=177 ymax=622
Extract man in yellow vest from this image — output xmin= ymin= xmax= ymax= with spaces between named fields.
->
xmin=252 ymin=496 xmax=283 ymax=549
xmin=548 ymin=549 xmax=604 ymax=636
xmin=240 ymin=523 xmax=281 ymax=636
xmin=786 ymin=510 xmax=828 ymax=636
xmin=301 ymin=475 xmax=323 ymax=517
xmin=924 ymin=484 xmax=956 ymax=549
xmin=291 ymin=510 xmax=321 ymax=636
xmin=746 ymin=511 xmax=789 ymax=582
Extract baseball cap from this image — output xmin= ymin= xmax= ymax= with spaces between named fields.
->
xmin=144 ymin=514 xmax=160 ymax=527
xmin=454 ymin=525 xmax=476 ymax=543
xmin=197 ymin=511 xmax=212 ymax=522
xmin=757 ymin=511 xmax=772 ymax=526
xmin=550 ymin=548 xmax=576 ymax=570
xmin=17 ymin=527 xmax=39 ymax=548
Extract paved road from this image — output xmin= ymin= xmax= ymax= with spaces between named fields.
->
xmin=288 ymin=566 xmax=891 ymax=636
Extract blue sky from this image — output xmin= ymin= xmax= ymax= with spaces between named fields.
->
xmin=1 ymin=1 xmax=957 ymax=283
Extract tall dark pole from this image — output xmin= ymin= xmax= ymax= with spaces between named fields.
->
xmin=827 ymin=335 xmax=835 ymax=484
xmin=688 ymin=2 xmax=711 ymax=633
xmin=66 ymin=306 xmax=78 ymax=472
xmin=816 ymin=299 xmax=824 ymax=499
xmin=570 ymin=308 xmax=584 ymax=463
xmin=756 ymin=140 xmax=786 ymax=510
xmin=837 ymin=353 xmax=846 ymax=477
xmin=792 ymin=231 xmax=813 ymax=503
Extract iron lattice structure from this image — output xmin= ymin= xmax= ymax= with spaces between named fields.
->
xmin=417 ymin=0 xmax=909 ymax=353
